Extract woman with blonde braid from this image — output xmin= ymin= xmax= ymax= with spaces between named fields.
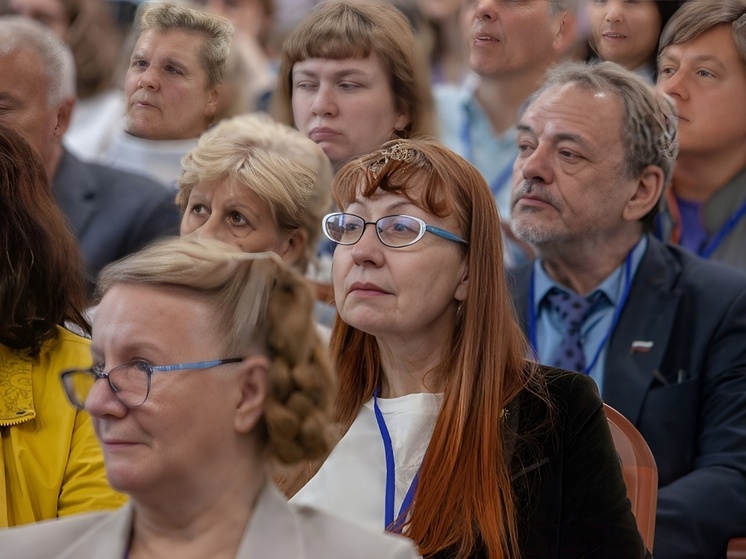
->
xmin=0 ymin=237 xmax=418 ymax=559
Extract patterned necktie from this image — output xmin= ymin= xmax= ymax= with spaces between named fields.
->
xmin=545 ymin=287 xmax=604 ymax=372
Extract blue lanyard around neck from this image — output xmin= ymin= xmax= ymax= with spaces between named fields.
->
xmin=460 ymin=109 xmax=514 ymax=198
xmin=698 ymin=198 xmax=746 ymax=259
xmin=372 ymin=388 xmax=421 ymax=533
xmin=527 ymin=250 xmax=634 ymax=376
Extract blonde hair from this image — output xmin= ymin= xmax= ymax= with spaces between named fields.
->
xmin=97 ymin=237 xmax=334 ymax=464
xmin=136 ymin=2 xmax=234 ymax=90
xmin=177 ymin=112 xmax=332 ymax=272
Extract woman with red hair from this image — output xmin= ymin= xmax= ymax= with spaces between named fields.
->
xmin=291 ymin=138 xmax=649 ymax=559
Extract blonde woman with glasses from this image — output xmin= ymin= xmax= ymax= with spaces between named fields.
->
xmin=0 ymin=237 xmax=419 ymax=559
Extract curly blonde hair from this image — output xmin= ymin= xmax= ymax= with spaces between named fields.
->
xmin=177 ymin=113 xmax=332 ymax=273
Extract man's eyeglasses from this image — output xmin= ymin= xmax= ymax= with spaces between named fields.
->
xmin=322 ymin=212 xmax=469 ymax=248
xmin=60 ymin=358 xmax=243 ymax=409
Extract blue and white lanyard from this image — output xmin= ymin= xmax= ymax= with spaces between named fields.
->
xmin=372 ymin=388 xmax=421 ymax=533
xmin=698 ymin=198 xmax=746 ymax=259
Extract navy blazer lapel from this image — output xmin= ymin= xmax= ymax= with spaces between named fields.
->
xmin=603 ymin=237 xmax=683 ymax=424
xmin=51 ymin=149 xmax=98 ymax=237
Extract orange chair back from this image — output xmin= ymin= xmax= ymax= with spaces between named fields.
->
xmin=728 ymin=537 xmax=746 ymax=558
xmin=604 ymin=403 xmax=658 ymax=553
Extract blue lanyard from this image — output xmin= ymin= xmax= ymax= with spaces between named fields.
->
xmin=699 ymin=198 xmax=746 ymax=259
xmin=460 ymin=109 xmax=514 ymax=198
xmin=372 ymin=388 xmax=421 ymax=533
xmin=528 ymin=251 xmax=634 ymax=376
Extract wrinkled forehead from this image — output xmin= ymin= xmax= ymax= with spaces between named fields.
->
xmin=133 ymin=28 xmax=207 ymax=63
xmin=524 ymin=83 xmax=624 ymax=132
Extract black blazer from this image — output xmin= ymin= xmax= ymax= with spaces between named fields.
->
xmin=508 ymin=237 xmax=746 ymax=559
xmin=435 ymin=369 xmax=649 ymax=559
xmin=52 ymin=149 xmax=180 ymax=284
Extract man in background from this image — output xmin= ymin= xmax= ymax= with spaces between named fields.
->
xmin=656 ymin=0 xmax=746 ymax=271
xmin=435 ymin=0 xmax=576 ymax=218
xmin=508 ymin=60 xmax=746 ymax=559
xmin=0 ymin=16 xmax=179 ymax=285
xmin=100 ymin=2 xmax=233 ymax=189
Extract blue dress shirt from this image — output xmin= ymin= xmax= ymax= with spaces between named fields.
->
xmin=434 ymin=75 xmax=517 ymax=219
xmin=531 ymin=236 xmax=648 ymax=395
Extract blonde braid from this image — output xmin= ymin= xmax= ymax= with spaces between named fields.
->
xmin=264 ymin=266 xmax=334 ymax=464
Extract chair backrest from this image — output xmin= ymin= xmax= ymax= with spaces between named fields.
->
xmin=728 ymin=537 xmax=746 ymax=559
xmin=603 ymin=403 xmax=658 ymax=553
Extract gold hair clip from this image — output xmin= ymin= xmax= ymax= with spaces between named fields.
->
xmin=368 ymin=142 xmax=415 ymax=178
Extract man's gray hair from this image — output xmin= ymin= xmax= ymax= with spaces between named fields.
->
xmin=521 ymin=60 xmax=678 ymax=227
xmin=0 ymin=16 xmax=76 ymax=107
xmin=522 ymin=60 xmax=678 ymax=184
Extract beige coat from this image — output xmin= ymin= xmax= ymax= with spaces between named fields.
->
xmin=0 ymin=483 xmax=420 ymax=559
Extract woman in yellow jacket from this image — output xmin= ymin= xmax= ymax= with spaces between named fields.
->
xmin=0 ymin=124 xmax=126 ymax=526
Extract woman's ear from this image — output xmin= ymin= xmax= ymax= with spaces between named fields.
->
xmin=394 ymin=107 xmax=411 ymax=134
xmin=234 ymin=355 xmax=270 ymax=434
xmin=280 ymin=229 xmax=308 ymax=268
xmin=455 ymin=261 xmax=469 ymax=302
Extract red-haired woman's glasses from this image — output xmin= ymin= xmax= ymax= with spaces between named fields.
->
xmin=322 ymin=212 xmax=468 ymax=248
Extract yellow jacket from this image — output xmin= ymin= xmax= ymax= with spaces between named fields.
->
xmin=0 ymin=326 xmax=126 ymax=527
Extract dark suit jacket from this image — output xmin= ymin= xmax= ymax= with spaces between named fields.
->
xmin=435 ymin=369 xmax=649 ymax=559
xmin=508 ymin=236 xmax=746 ymax=559
xmin=52 ymin=149 xmax=180 ymax=285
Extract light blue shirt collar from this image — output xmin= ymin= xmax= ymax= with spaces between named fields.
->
xmin=533 ymin=235 xmax=649 ymax=317
xmin=530 ymin=235 xmax=649 ymax=394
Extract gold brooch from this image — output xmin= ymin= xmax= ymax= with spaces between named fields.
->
xmin=368 ymin=142 xmax=415 ymax=178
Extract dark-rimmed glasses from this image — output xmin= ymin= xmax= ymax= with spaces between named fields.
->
xmin=60 ymin=358 xmax=243 ymax=409
xmin=322 ymin=212 xmax=469 ymax=248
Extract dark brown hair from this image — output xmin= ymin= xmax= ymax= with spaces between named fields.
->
xmin=0 ymin=124 xmax=90 ymax=356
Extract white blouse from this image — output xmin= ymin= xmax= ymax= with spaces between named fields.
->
xmin=291 ymin=393 xmax=443 ymax=532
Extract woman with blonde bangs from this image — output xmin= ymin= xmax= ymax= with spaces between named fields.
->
xmin=271 ymin=1 xmax=435 ymax=173
xmin=177 ymin=112 xmax=332 ymax=277
xmin=290 ymin=138 xmax=648 ymax=558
